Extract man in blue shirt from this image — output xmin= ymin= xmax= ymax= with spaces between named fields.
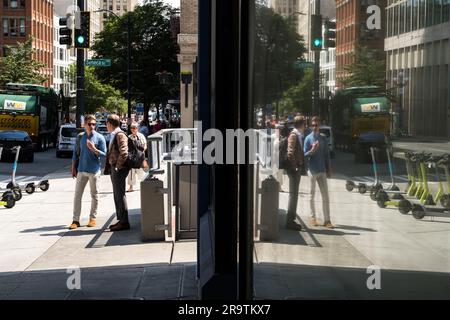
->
xmin=69 ymin=114 xmax=107 ymax=230
xmin=304 ymin=116 xmax=333 ymax=229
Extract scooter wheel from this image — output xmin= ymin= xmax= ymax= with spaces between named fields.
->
xmin=377 ymin=199 xmax=387 ymax=208
xmin=2 ymin=192 xmax=15 ymax=209
xmin=358 ymin=184 xmax=367 ymax=194
xmin=345 ymin=181 xmax=355 ymax=192
xmin=412 ymin=205 xmax=426 ymax=220
xmin=398 ymin=199 xmax=412 ymax=214
xmin=12 ymin=188 xmax=22 ymax=201
xmin=440 ymin=194 xmax=450 ymax=209
xmin=377 ymin=191 xmax=388 ymax=208
xmin=39 ymin=181 xmax=50 ymax=192
xmin=25 ymin=183 xmax=35 ymax=194
xmin=370 ymin=188 xmax=381 ymax=201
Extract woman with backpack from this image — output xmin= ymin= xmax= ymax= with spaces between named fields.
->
xmin=127 ymin=122 xmax=147 ymax=193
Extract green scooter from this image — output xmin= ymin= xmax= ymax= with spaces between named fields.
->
xmin=410 ymin=154 xmax=450 ymax=220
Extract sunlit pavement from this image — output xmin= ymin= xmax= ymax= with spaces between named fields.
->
xmin=0 ymin=151 xmax=197 ymax=300
xmin=1 ymin=150 xmax=450 ymax=299
xmin=254 ymin=151 xmax=450 ymax=299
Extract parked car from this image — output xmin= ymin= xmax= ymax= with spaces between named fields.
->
xmin=0 ymin=130 xmax=34 ymax=162
xmin=319 ymin=125 xmax=335 ymax=158
xmin=56 ymin=124 xmax=84 ymax=158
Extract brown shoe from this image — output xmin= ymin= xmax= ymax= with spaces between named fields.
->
xmin=309 ymin=217 xmax=319 ymax=227
xmin=323 ymin=221 xmax=335 ymax=229
xmin=87 ymin=219 xmax=96 ymax=227
xmin=110 ymin=222 xmax=130 ymax=231
xmin=109 ymin=221 xmax=119 ymax=229
xmin=69 ymin=221 xmax=80 ymax=230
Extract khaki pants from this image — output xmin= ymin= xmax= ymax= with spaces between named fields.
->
xmin=127 ymin=168 xmax=145 ymax=187
xmin=309 ymin=171 xmax=331 ymax=223
xmin=73 ymin=171 xmax=100 ymax=222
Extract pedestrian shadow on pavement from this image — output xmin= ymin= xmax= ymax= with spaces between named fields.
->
xmin=20 ymin=225 xmax=69 ymax=233
xmin=331 ymin=225 xmax=377 ymax=232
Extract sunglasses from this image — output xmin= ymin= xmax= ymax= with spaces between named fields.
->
xmin=311 ymin=124 xmax=318 ymax=127
xmin=87 ymin=123 xmax=96 ymax=127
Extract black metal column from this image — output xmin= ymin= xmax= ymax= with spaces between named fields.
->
xmin=239 ymin=0 xmax=254 ymax=300
xmin=313 ymin=0 xmax=321 ymax=116
xmin=76 ymin=0 xmax=84 ymax=128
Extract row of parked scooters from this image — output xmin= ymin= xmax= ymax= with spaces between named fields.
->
xmin=345 ymin=147 xmax=450 ymax=220
xmin=0 ymin=146 xmax=49 ymax=209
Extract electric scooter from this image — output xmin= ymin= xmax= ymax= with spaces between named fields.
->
xmin=370 ymin=147 xmax=403 ymax=201
xmin=375 ymin=151 xmax=431 ymax=214
xmin=438 ymin=155 xmax=450 ymax=209
xmin=410 ymin=154 xmax=450 ymax=220
xmin=346 ymin=147 xmax=383 ymax=195
xmin=2 ymin=146 xmax=49 ymax=195
xmin=373 ymin=150 xmax=417 ymax=202
xmin=0 ymin=146 xmax=22 ymax=201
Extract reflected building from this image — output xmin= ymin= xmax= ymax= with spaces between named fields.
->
xmin=385 ymin=0 xmax=450 ymax=137
xmin=336 ymin=0 xmax=386 ymax=88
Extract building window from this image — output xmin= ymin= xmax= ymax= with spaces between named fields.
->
xmin=19 ymin=18 xmax=25 ymax=36
xmin=20 ymin=0 xmax=24 ymax=8
xmin=10 ymin=0 xmax=17 ymax=8
xmin=443 ymin=0 xmax=450 ymax=22
xmin=419 ymin=0 xmax=426 ymax=28
xmin=9 ymin=18 xmax=18 ymax=37
xmin=3 ymin=0 xmax=8 ymax=8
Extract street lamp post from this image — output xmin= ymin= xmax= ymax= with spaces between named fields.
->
xmin=393 ymin=71 xmax=408 ymax=136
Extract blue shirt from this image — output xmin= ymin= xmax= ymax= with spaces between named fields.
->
xmin=72 ymin=131 xmax=107 ymax=174
xmin=304 ymin=132 xmax=330 ymax=175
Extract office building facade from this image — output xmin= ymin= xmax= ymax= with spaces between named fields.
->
xmin=385 ymin=0 xmax=450 ymax=137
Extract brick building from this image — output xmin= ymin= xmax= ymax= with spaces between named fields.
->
xmin=178 ymin=0 xmax=197 ymax=128
xmin=1 ymin=0 xmax=54 ymax=86
xmin=335 ymin=0 xmax=386 ymax=88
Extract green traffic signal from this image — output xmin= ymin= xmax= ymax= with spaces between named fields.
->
xmin=314 ymin=39 xmax=322 ymax=47
xmin=77 ymin=36 xmax=85 ymax=45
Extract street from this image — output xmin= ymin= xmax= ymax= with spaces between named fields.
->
xmin=0 ymin=149 xmax=72 ymax=182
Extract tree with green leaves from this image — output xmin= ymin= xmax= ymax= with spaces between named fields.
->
xmin=341 ymin=45 xmax=386 ymax=88
xmin=279 ymin=68 xmax=314 ymax=116
xmin=0 ymin=37 xmax=47 ymax=87
xmin=253 ymin=5 xmax=307 ymax=111
xmin=67 ymin=64 xmax=127 ymax=114
xmin=91 ymin=0 xmax=179 ymax=120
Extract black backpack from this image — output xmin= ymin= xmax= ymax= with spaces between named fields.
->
xmin=115 ymin=132 xmax=146 ymax=169
xmin=278 ymin=136 xmax=290 ymax=170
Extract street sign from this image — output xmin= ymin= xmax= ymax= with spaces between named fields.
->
xmin=85 ymin=59 xmax=111 ymax=67
xmin=294 ymin=61 xmax=315 ymax=69
xmin=136 ymin=103 xmax=144 ymax=113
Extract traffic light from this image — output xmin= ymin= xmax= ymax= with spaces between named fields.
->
xmin=75 ymin=11 xmax=90 ymax=49
xmin=324 ymin=19 xmax=336 ymax=48
xmin=59 ymin=14 xmax=73 ymax=46
xmin=310 ymin=14 xmax=323 ymax=51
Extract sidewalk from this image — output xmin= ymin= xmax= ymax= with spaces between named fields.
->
xmin=0 ymin=167 xmax=197 ymax=300
xmin=253 ymin=169 xmax=450 ymax=299
xmin=391 ymin=135 xmax=450 ymax=156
